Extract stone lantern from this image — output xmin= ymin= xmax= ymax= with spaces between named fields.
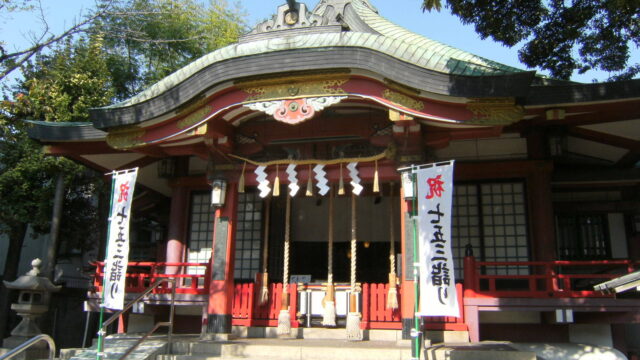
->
xmin=3 ymin=259 xmax=61 ymax=351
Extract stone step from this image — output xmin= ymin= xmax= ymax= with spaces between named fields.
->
xmin=231 ymin=326 xmax=469 ymax=344
xmin=157 ymin=355 xmax=220 ymax=360
xmin=425 ymin=343 xmax=537 ymax=360
xmin=170 ymin=341 xmax=223 ymax=356
xmin=68 ymin=335 xmax=169 ymax=360
xmin=219 ymin=338 xmax=411 ymax=360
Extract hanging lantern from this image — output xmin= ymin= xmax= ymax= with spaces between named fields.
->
xmin=400 ymin=170 xmax=415 ymax=199
xmin=210 ymin=175 xmax=228 ymax=207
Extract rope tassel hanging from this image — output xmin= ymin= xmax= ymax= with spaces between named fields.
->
xmin=273 ymin=165 xmax=280 ymax=197
xmin=387 ymin=183 xmax=399 ymax=310
xmin=346 ymin=193 xmax=363 ymax=341
xmin=322 ymin=187 xmax=336 ymax=327
xmin=259 ymin=198 xmax=271 ymax=305
xmin=238 ymin=162 xmax=246 ymax=193
xmin=277 ymin=195 xmax=292 ymax=337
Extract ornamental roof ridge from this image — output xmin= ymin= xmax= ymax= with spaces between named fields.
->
xmin=96 ymin=0 xmax=527 ymax=112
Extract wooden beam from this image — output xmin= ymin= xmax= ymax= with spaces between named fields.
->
xmin=569 ymin=127 xmax=640 ymax=152
xmin=44 ymin=142 xmax=123 ymax=156
xmin=117 ymin=156 xmax=160 ymax=171
xmin=616 ymin=151 xmax=640 ymax=168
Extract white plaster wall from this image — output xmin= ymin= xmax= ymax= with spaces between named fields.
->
xmin=608 ymin=213 xmax=628 ymax=259
xmin=569 ymin=324 xmax=613 ymax=348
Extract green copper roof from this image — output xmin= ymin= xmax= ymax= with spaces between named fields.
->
xmin=106 ymin=0 xmax=524 ymax=109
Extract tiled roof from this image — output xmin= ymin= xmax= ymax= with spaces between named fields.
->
xmin=102 ymin=0 xmax=524 ymax=110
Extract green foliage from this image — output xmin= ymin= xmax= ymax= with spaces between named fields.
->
xmin=0 ymin=35 xmax=110 ymax=248
xmin=422 ymin=0 xmax=640 ymax=80
xmin=96 ymin=0 xmax=246 ymax=98
xmin=17 ymin=36 xmax=114 ymax=122
xmin=0 ymin=0 xmax=247 ymax=258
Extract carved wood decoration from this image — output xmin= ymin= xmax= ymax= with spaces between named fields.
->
xmin=466 ymin=98 xmax=524 ymax=125
xmin=245 ymin=96 xmax=347 ymax=125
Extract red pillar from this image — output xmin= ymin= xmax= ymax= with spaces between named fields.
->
xmin=207 ymin=183 xmax=238 ymax=335
xmin=166 ymin=185 xmax=189 ymax=274
xmin=527 ymin=162 xmax=556 ymax=261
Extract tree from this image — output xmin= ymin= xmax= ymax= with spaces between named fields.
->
xmin=95 ymin=0 xmax=246 ymax=99
xmin=422 ymin=0 xmax=640 ymax=81
xmin=0 ymin=35 xmax=110 ymax=340
xmin=0 ymin=0 xmax=115 ymax=82
xmin=0 ymin=0 xmax=246 ymax=340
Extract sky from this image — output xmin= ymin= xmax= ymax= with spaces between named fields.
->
xmin=2 ymin=0 xmax=639 ymax=84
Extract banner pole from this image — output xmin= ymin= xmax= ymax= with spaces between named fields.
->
xmin=96 ymin=174 xmax=116 ymax=360
xmin=411 ymin=170 xmax=421 ymax=360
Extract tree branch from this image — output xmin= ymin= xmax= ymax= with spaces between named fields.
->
xmin=0 ymin=0 xmax=115 ymax=82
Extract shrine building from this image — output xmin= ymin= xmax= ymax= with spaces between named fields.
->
xmin=28 ymin=0 xmax=640 ymax=353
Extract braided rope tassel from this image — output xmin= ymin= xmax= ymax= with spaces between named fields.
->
xmin=387 ymin=183 xmax=399 ymax=310
xmin=259 ymin=198 xmax=271 ymax=305
xmin=323 ymin=187 xmax=336 ymax=326
xmin=346 ymin=193 xmax=363 ymax=340
xmin=277 ymin=195 xmax=292 ymax=336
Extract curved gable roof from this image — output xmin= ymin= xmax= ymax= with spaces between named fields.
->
xmin=91 ymin=0 xmax=529 ymax=128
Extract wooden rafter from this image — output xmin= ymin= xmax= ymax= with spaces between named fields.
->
xmin=568 ymin=127 xmax=640 ymax=152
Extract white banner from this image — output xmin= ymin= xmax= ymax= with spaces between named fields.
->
xmin=103 ymin=168 xmax=138 ymax=310
xmin=416 ymin=162 xmax=458 ymax=317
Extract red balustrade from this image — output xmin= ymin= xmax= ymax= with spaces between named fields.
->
xmin=93 ymin=258 xmax=637 ymax=332
xmin=232 ymin=283 xmax=299 ymax=328
xmin=361 ymin=283 xmax=402 ymax=329
xmin=92 ymin=261 xmax=210 ymax=295
xmin=231 ymin=282 xmax=464 ymax=330
xmin=464 ymin=256 xmax=639 ymax=298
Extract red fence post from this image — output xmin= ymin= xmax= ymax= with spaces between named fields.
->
xmin=464 ymin=256 xmax=477 ymax=297
xmin=289 ymin=283 xmax=298 ymax=328
xmin=247 ymin=282 xmax=255 ymax=326
xmin=547 ymin=263 xmax=557 ymax=295
xmin=361 ymin=283 xmax=370 ymax=330
xmin=456 ymin=283 xmax=464 ymax=325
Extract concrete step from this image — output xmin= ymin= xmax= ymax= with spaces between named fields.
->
xmin=219 ymin=338 xmax=411 ymax=360
xmin=232 ymin=326 xmax=469 ymax=344
xmin=170 ymin=341 xmax=223 ymax=356
xmin=425 ymin=343 xmax=537 ymax=360
xmin=68 ymin=335 xmax=169 ymax=360
xmin=157 ymin=355 xmax=220 ymax=360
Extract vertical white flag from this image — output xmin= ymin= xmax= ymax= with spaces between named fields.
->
xmin=102 ymin=168 xmax=138 ymax=310
xmin=416 ymin=162 xmax=458 ymax=317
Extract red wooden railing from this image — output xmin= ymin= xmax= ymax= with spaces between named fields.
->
xmin=361 ymin=283 xmax=402 ymax=330
xmin=232 ymin=283 xmax=299 ymax=328
xmin=231 ymin=282 xmax=465 ymax=330
xmin=92 ymin=257 xmax=638 ymax=332
xmin=93 ymin=261 xmax=210 ymax=295
xmin=464 ymin=256 xmax=639 ymax=298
